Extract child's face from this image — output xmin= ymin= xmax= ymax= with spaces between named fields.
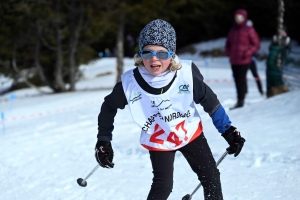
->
xmin=142 ymin=45 xmax=172 ymax=75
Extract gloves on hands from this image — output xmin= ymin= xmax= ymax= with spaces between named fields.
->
xmin=222 ymin=126 xmax=246 ymax=157
xmin=95 ymin=140 xmax=114 ymax=168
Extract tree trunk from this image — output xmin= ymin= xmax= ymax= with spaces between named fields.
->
xmin=277 ymin=0 xmax=285 ymax=47
xmin=266 ymin=0 xmax=288 ymax=98
xmin=35 ymin=21 xmax=55 ymax=90
xmin=68 ymin=0 xmax=81 ymax=91
xmin=68 ymin=28 xmax=76 ymax=91
xmin=276 ymin=0 xmax=285 ymax=70
xmin=54 ymin=0 xmax=66 ymax=92
xmin=116 ymin=11 xmax=124 ymax=83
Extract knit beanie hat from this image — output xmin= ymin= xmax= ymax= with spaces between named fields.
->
xmin=138 ymin=19 xmax=176 ymax=52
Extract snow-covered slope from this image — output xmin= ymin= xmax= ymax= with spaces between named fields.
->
xmin=0 ymin=39 xmax=299 ymax=200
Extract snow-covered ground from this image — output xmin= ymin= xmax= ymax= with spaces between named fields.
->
xmin=0 ymin=38 xmax=300 ymax=200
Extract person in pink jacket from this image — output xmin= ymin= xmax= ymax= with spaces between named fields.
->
xmin=225 ymin=9 xmax=260 ymax=109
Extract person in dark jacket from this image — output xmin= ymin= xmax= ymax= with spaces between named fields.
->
xmin=95 ymin=19 xmax=246 ymax=200
xmin=225 ymin=9 xmax=260 ymax=109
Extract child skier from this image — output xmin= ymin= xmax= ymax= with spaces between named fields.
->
xmin=95 ymin=19 xmax=245 ymax=200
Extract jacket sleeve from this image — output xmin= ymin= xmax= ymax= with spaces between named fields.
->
xmin=192 ymin=63 xmax=220 ymax=115
xmin=192 ymin=63 xmax=231 ymax=133
xmin=246 ymin=28 xmax=260 ymax=56
xmin=97 ymin=82 xmax=128 ymax=141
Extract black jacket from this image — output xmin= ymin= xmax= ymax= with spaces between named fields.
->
xmin=97 ymin=62 xmax=220 ymax=141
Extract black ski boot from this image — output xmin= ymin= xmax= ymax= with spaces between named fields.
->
xmin=230 ymin=100 xmax=244 ymax=110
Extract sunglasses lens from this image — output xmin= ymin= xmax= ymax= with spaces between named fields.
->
xmin=140 ymin=50 xmax=153 ymax=59
xmin=156 ymin=51 xmax=169 ymax=60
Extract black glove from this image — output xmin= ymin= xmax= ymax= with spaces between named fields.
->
xmin=95 ymin=140 xmax=114 ymax=168
xmin=222 ymin=126 xmax=246 ymax=157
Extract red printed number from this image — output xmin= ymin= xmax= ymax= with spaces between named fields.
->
xmin=150 ymin=121 xmax=188 ymax=147
xmin=167 ymin=132 xmax=182 ymax=147
xmin=149 ymin=124 xmax=165 ymax=144
xmin=175 ymin=120 xmax=188 ymax=141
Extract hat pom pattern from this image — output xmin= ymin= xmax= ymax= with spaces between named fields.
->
xmin=139 ymin=19 xmax=176 ymax=52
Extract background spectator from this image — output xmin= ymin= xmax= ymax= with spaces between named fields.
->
xmin=272 ymin=25 xmax=291 ymax=53
xmin=225 ymin=9 xmax=260 ymax=109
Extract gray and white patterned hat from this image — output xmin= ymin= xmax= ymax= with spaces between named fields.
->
xmin=138 ymin=19 xmax=176 ymax=52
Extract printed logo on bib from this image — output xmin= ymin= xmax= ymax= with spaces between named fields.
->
xmin=151 ymin=100 xmax=172 ymax=111
xmin=178 ymin=84 xmax=190 ymax=94
xmin=149 ymin=121 xmax=188 ymax=147
xmin=130 ymin=92 xmax=142 ymax=104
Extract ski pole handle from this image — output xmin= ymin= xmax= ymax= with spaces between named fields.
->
xmin=77 ymin=164 xmax=100 ymax=187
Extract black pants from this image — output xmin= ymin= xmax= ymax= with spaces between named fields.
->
xmin=249 ymin=60 xmax=263 ymax=94
xmin=147 ymin=134 xmax=223 ymax=200
xmin=231 ymin=64 xmax=250 ymax=101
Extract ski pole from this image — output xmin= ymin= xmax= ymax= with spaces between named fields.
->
xmin=77 ymin=164 xmax=100 ymax=187
xmin=182 ymin=151 xmax=228 ymax=200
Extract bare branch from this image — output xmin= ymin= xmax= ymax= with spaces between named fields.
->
xmin=40 ymin=35 xmax=57 ymax=51
xmin=12 ymin=42 xmax=51 ymax=94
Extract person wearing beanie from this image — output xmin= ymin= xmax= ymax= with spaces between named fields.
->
xmin=272 ymin=25 xmax=291 ymax=51
xmin=225 ymin=9 xmax=260 ymax=109
xmin=95 ymin=19 xmax=245 ymax=200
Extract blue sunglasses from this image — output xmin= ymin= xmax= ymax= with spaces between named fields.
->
xmin=139 ymin=50 xmax=174 ymax=60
